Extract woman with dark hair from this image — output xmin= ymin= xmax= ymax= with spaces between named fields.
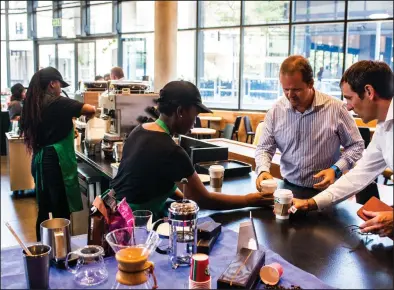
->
xmin=110 ymin=80 xmax=271 ymax=220
xmin=7 ymin=83 xmax=26 ymax=121
xmin=20 ymin=66 xmax=96 ymax=241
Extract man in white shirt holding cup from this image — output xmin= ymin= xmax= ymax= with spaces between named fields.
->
xmin=291 ymin=60 xmax=393 ymax=238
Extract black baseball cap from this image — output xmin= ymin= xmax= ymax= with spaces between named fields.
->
xmin=40 ymin=66 xmax=70 ymax=88
xmin=158 ymin=81 xmax=212 ymax=113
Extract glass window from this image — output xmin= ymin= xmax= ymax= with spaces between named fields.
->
xmin=9 ymin=41 xmax=34 ymax=87
xmin=78 ymin=42 xmax=95 ymax=82
xmin=37 ymin=10 xmax=53 ymax=38
xmin=89 ymin=1 xmax=111 ymax=4
xmin=96 ymin=39 xmax=118 ymax=77
xmin=200 ymin=1 xmax=241 ymax=28
xmin=90 ymin=3 xmax=112 ymax=34
xmin=58 ymin=43 xmax=75 ymax=95
xmin=292 ymin=24 xmax=344 ymax=98
xmin=242 ymin=26 xmax=289 ymax=110
xmin=8 ymin=13 xmax=27 ymax=40
xmin=1 ymin=14 xmax=6 ymax=40
xmin=62 ymin=1 xmax=81 ymax=8
xmin=197 ymin=28 xmax=240 ymax=109
xmin=1 ymin=1 xmax=6 ymax=11
xmin=348 ymin=1 xmax=393 ymax=20
xmin=122 ymin=33 xmax=154 ymax=81
xmin=1 ymin=41 xmax=8 ymax=91
xmin=39 ymin=44 xmax=55 ymax=69
xmin=121 ymin=1 xmax=154 ymax=32
xmin=37 ymin=1 xmax=52 ymax=9
xmin=61 ymin=7 xmax=81 ymax=38
xmin=8 ymin=1 xmax=27 ymax=13
xmin=177 ymin=30 xmax=196 ymax=83
xmin=178 ymin=1 xmax=196 ymax=29
xmin=244 ymin=1 xmax=289 ymax=25
xmin=293 ymin=1 xmax=345 ymax=22
xmin=347 ymin=21 xmax=393 ymax=70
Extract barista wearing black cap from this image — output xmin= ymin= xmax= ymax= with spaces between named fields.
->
xmin=20 ymin=67 xmax=96 ymax=241
xmin=110 ymin=80 xmax=271 ymax=219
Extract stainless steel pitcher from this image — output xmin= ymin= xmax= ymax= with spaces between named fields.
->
xmin=40 ymin=218 xmax=71 ymax=261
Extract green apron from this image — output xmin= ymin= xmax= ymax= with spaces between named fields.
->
xmin=115 ymin=119 xmax=178 ymax=219
xmin=34 ymin=129 xmax=82 ymax=213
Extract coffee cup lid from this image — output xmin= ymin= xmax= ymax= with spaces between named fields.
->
xmin=260 ymin=179 xmax=278 ymax=188
xmin=273 ymin=189 xmax=293 ymax=198
xmin=209 ymin=165 xmax=224 ymax=172
xmin=260 ymin=265 xmax=280 ymax=285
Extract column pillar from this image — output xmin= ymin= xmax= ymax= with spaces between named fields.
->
xmin=154 ymin=1 xmax=178 ymax=92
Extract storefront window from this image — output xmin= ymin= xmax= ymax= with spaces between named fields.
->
xmin=96 ymin=39 xmax=118 ymax=77
xmin=1 ymin=41 xmax=8 ymax=91
xmin=178 ymin=1 xmax=196 ymax=29
xmin=9 ymin=41 xmax=34 ymax=87
xmin=177 ymin=30 xmax=196 ymax=83
xmin=200 ymin=1 xmax=241 ymax=28
xmin=122 ymin=1 xmax=154 ymax=33
xmin=37 ymin=10 xmax=53 ymax=38
xmin=78 ymin=42 xmax=95 ymax=82
xmin=293 ymin=1 xmax=345 ymax=22
xmin=58 ymin=43 xmax=75 ymax=95
xmin=39 ymin=44 xmax=56 ymax=69
xmin=62 ymin=7 xmax=81 ymax=38
xmin=90 ymin=3 xmax=112 ymax=34
xmin=8 ymin=13 xmax=27 ymax=40
xmin=197 ymin=28 xmax=240 ymax=109
xmin=241 ymin=26 xmax=289 ymax=110
xmin=348 ymin=1 xmax=393 ymax=19
xmin=244 ymin=1 xmax=289 ymax=25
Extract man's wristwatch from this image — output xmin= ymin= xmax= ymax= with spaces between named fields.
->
xmin=330 ymin=165 xmax=342 ymax=178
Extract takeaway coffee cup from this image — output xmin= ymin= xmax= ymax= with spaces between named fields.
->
xmin=273 ymin=189 xmax=293 ymax=220
xmin=260 ymin=179 xmax=278 ymax=194
xmin=209 ymin=165 xmax=224 ymax=192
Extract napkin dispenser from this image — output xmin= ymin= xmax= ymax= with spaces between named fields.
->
xmin=217 ymin=248 xmax=265 ymax=289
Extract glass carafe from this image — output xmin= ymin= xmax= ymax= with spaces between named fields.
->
xmin=168 ymin=199 xmax=199 ymax=269
xmin=106 ymin=227 xmax=161 ymax=289
xmin=65 ymin=245 xmax=108 ymax=286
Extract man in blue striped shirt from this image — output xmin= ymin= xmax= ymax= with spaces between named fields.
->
xmin=255 ymin=55 xmax=364 ymax=191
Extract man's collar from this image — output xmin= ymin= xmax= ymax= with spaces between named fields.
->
xmin=385 ymin=98 xmax=393 ymax=122
xmin=285 ymin=88 xmax=325 ymax=112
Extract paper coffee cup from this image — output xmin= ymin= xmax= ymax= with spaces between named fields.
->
xmin=260 ymin=262 xmax=284 ymax=285
xmin=190 ymin=253 xmax=210 ymax=283
xmin=273 ymin=189 xmax=293 ymax=220
xmin=209 ymin=165 xmax=224 ymax=193
xmin=260 ymin=179 xmax=278 ymax=194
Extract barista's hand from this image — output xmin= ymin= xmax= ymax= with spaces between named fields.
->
xmin=256 ymin=171 xmax=274 ymax=192
xmin=359 ymin=210 xmax=393 ymax=237
xmin=313 ymin=168 xmax=335 ymax=190
xmin=74 ymin=129 xmax=79 ymax=139
xmin=289 ymin=198 xmax=318 ymax=213
xmin=246 ymin=192 xmax=274 ymax=207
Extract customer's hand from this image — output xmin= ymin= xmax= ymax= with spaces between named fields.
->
xmin=256 ymin=171 xmax=274 ymax=192
xmin=313 ymin=168 xmax=335 ymax=190
xmin=289 ymin=198 xmax=318 ymax=213
xmin=359 ymin=210 xmax=393 ymax=237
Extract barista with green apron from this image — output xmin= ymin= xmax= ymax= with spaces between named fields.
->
xmin=20 ymin=67 xmax=96 ymax=241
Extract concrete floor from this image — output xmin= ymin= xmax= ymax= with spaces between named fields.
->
xmin=1 ymin=156 xmax=37 ymax=248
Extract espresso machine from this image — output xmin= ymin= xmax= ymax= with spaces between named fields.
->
xmin=98 ymin=80 xmax=158 ymax=143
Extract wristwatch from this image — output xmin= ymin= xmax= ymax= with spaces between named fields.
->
xmin=330 ymin=165 xmax=342 ymax=178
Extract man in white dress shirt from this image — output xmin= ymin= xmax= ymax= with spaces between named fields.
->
xmin=292 ymin=60 xmax=393 ymax=238
xmin=255 ymin=55 xmax=364 ymax=191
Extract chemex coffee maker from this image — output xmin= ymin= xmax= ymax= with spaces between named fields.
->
xmin=98 ymin=80 xmax=158 ymax=144
xmin=106 ymin=227 xmax=161 ymax=289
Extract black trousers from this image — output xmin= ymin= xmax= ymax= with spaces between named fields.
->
xmin=32 ymin=146 xmax=70 ymax=241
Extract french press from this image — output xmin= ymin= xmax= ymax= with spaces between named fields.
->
xmin=167 ymin=199 xmax=199 ymax=269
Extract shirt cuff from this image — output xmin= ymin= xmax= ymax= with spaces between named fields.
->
xmin=334 ymin=159 xmax=348 ymax=172
xmin=256 ymin=165 xmax=270 ymax=176
xmin=312 ymin=191 xmax=334 ymax=210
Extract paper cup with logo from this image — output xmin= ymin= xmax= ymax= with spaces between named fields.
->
xmin=273 ymin=189 xmax=293 ymax=220
xmin=209 ymin=165 xmax=225 ymax=193
xmin=189 ymin=277 xmax=211 ymax=289
xmin=260 ymin=179 xmax=278 ymax=194
xmin=190 ymin=253 xmax=210 ymax=282
xmin=260 ymin=262 xmax=284 ymax=285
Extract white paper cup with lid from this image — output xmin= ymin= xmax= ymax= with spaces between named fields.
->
xmin=273 ymin=189 xmax=293 ymax=220
xmin=260 ymin=179 xmax=278 ymax=194
xmin=209 ymin=165 xmax=225 ymax=193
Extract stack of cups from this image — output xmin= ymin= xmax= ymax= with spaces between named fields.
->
xmin=209 ymin=165 xmax=225 ymax=193
xmin=189 ymin=253 xmax=211 ymax=289
xmin=273 ymin=189 xmax=293 ymax=220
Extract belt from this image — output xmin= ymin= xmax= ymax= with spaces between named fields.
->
xmin=283 ymin=179 xmax=313 ymax=190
